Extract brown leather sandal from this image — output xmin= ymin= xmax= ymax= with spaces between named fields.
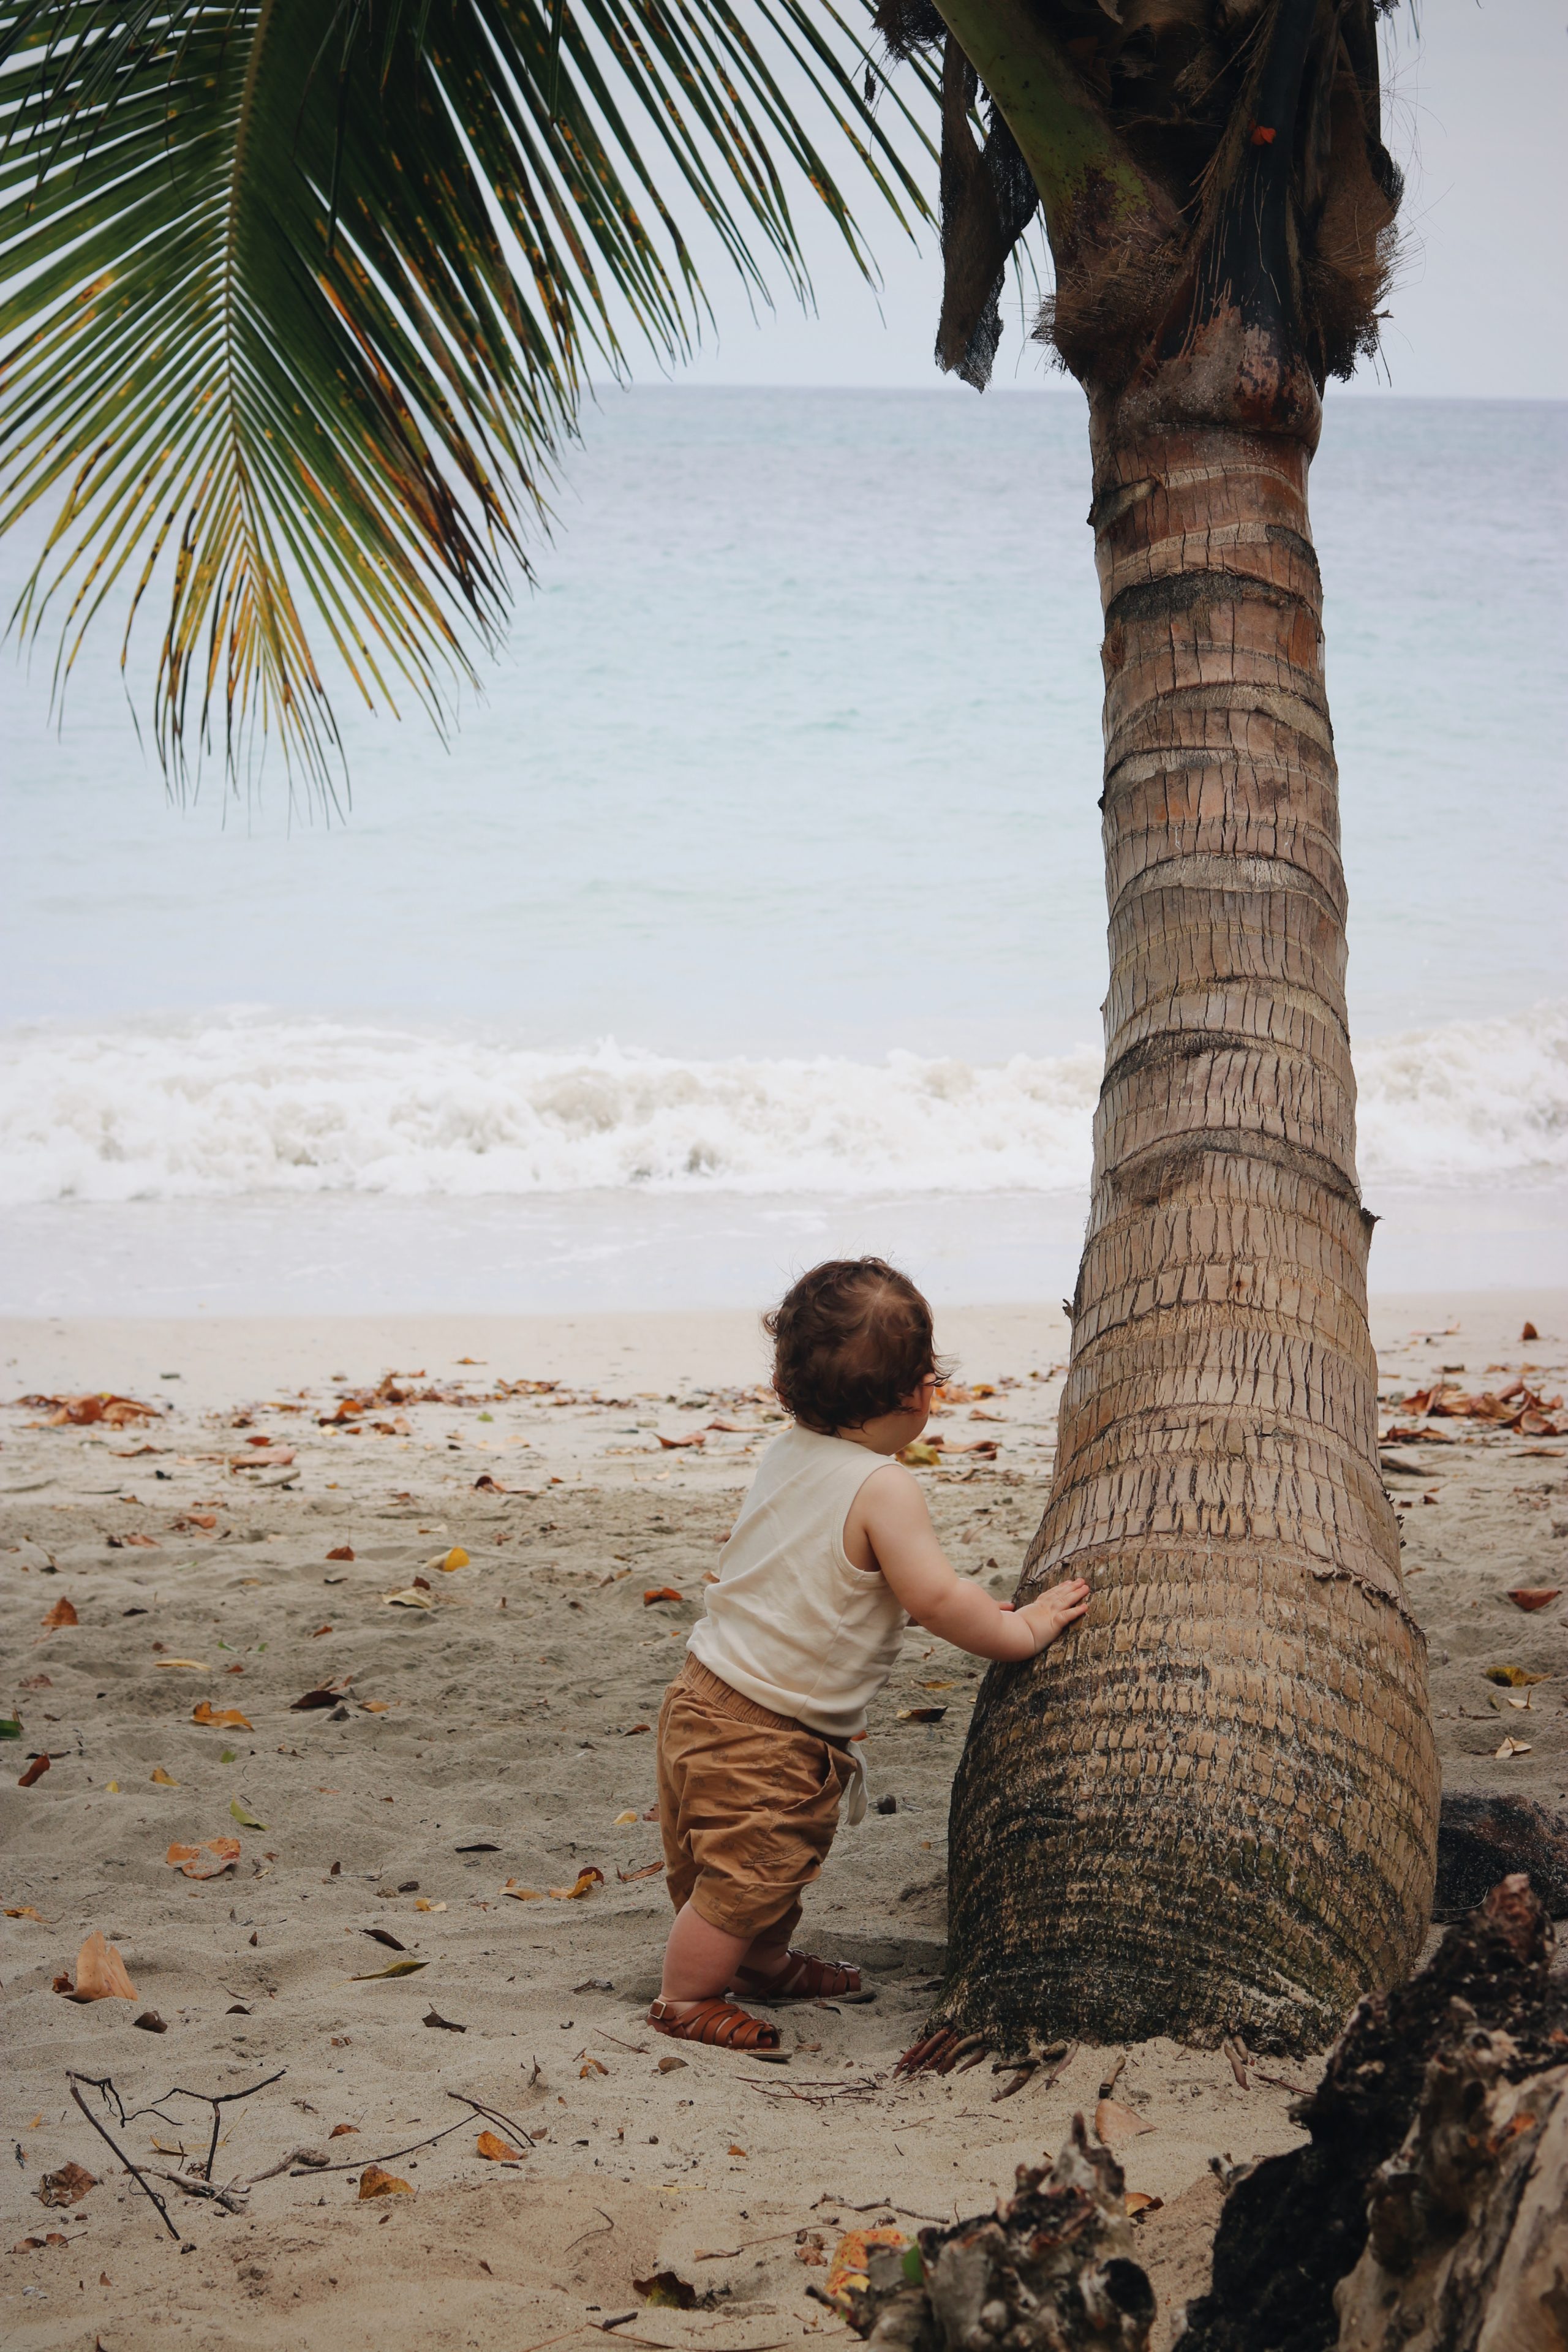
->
xmin=734 ymin=1949 xmax=862 ymax=2002
xmin=647 ymin=1997 xmax=781 ymax=2050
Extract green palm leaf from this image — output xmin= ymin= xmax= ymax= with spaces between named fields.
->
xmin=0 ymin=1 xmax=933 ymax=794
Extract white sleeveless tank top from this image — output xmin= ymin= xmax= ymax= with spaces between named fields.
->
xmin=686 ymin=1423 xmax=908 ymax=1744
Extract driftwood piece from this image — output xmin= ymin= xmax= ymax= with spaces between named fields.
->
xmin=1179 ymin=1874 xmax=1567 ymax=2352
xmin=848 ymin=2116 xmax=1153 ymax=2352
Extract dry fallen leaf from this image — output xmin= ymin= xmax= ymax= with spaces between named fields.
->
xmin=579 ymin=2058 xmax=609 ymax=2079
xmin=431 ymin=1547 xmax=469 ymax=1573
xmin=192 ymin=1702 xmax=252 ymax=1730
xmin=613 ymin=1809 xmax=638 ymax=1825
xmin=18 ymin=1754 xmax=50 ymax=1788
xmin=330 ymin=2124 xmax=360 ymax=2138
xmin=56 ymin=1931 xmax=137 ymax=2002
xmin=1095 ymin=2097 xmax=1153 ymax=2144
xmin=728 ymin=2144 xmax=747 ymax=2158
xmin=154 ymin=1659 xmax=209 ymax=1671
xmin=1125 ymin=2192 xmax=1164 ymax=2216
xmin=655 ymin=1431 xmax=705 ymax=1450
xmin=40 ymin=1597 xmax=78 ymax=1630
xmin=656 ymin=2056 xmax=688 ymax=2075
xmin=1484 ymin=1666 xmax=1548 ymax=1686
xmin=548 ymin=1867 xmax=605 ymax=1901
xmin=897 ymin=1706 xmax=948 ymax=1724
xmin=898 ymin=1440 xmax=942 ymax=1468
xmin=165 ymin=1838 xmax=242 ymax=1880
xmin=381 ymin=1588 xmax=434 ymax=1611
xmin=326 ymin=1545 xmax=355 ymax=1562
xmin=349 ymin=1959 xmax=429 ymax=1980
xmin=616 ymin=1861 xmax=664 ymax=1883
xmin=1494 ymin=1736 xmax=1533 ymax=1758
xmin=149 ymin=1767 xmax=178 ymax=1785
xmin=292 ymin=1679 xmax=352 ymax=1711
xmin=6 ymin=1905 xmax=47 ymax=1921
xmin=1506 ymin=1589 xmax=1561 ymax=1613
xmin=414 ymin=1898 xmax=447 ymax=1913
xmin=643 ymin=1587 xmax=682 ymax=1606
xmin=358 ymin=1699 xmax=390 ymax=1714
xmin=36 ymin=2160 xmax=97 ymax=2209
xmin=476 ymin=2130 xmax=526 ymax=2161
xmin=502 ymin=1880 xmax=543 ymax=1901
xmin=357 ymin=2165 xmax=413 ymax=2199
xmin=229 ymin=1796 xmax=268 ymax=1829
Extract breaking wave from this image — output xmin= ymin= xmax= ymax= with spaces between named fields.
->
xmin=1 ymin=1003 xmax=1563 ymax=1207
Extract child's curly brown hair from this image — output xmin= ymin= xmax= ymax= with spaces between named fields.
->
xmin=764 ymin=1257 xmax=949 ymax=1434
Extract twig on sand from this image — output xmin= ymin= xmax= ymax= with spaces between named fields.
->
xmin=66 ymin=2079 xmax=181 ymax=2243
xmin=565 ymin=2204 xmax=617 ymax=2255
xmin=148 ymin=2166 xmax=249 ymax=2214
xmin=447 ymin=2088 xmax=540 ymax=2150
xmin=285 ymin=2113 xmax=474 ymax=2175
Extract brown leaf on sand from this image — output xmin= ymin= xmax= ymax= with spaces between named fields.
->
xmin=656 ymin=1430 xmax=706 ymax=1450
xmin=1521 ymin=1321 xmax=1539 ymax=1341
xmin=228 ymin=1449 xmax=295 ymax=1470
xmin=18 ymin=1754 xmax=51 ymax=1787
xmin=1125 ymin=2192 xmax=1163 ymax=2216
xmin=1095 ymin=2097 xmax=1153 ymax=2144
xmin=150 ymin=1767 xmax=178 ymax=1784
xmin=549 ymin=1867 xmax=605 ymax=1901
xmin=292 ymin=1679 xmax=352 ymax=1711
xmin=107 ymin=1532 xmax=160 ymax=1550
xmin=423 ymin=2009 xmax=466 ymax=2032
xmin=165 ymin=1838 xmax=241 ymax=1880
xmin=41 ymin=1597 xmax=78 ymax=1630
xmin=473 ymin=1474 xmax=507 ymax=1492
xmin=358 ymin=1699 xmax=390 ymax=1714
xmin=643 ymin=1587 xmax=682 ymax=1606
xmin=897 ymin=1706 xmax=948 ymax=1724
xmin=330 ymin=2124 xmax=360 ymax=2137
xmin=357 ymin=2166 xmax=413 ymax=2199
xmin=29 ymin=1392 xmax=160 ymax=1427
xmin=36 ymin=2160 xmax=97 ymax=2208
xmin=502 ymin=1880 xmax=543 ymax=1901
xmin=361 ymin=1928 xmax=407 ymax=1951
xmin=192 ymin=1702 xmax=252 ymax=1729
xmin=326 ymin=1545 xmax=355 ymax=1562
xmin=56 ymin=1931 xmax=137 ymax=2002
xmin=616 ymin=1860 xmax=664 ymax=1883
xmin=1507 ymin=1589 xmax=1561 ymax=1612
xmin=475 ymin=2130 xmax=526 ymax=2162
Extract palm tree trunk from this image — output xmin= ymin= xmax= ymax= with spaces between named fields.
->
xmin=943 ymin=388 xmax=1441 ymax=2053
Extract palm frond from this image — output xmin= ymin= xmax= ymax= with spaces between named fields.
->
xmin=0 ymin=0 xmax=934 ymax=796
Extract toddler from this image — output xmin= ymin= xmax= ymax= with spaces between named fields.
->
xmin=649 ymin=1257 xmax=1089 ymax=2051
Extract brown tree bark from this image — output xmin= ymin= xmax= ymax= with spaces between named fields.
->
xmin=939 ymin=356 xmax=1439 ymax=2055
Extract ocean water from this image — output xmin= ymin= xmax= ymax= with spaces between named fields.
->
xmin=2 ymin=388 xmax=1564 ymax=1313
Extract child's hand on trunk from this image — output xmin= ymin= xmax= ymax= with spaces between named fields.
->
xmin=1003 ymin=1576 xmax=1091 ymax=1655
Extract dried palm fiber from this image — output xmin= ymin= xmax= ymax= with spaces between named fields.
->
xmin=933 ymin=40 xmax=1039 ymax=391
xmin=943 ymin=391 xmax=1440 ymax=2055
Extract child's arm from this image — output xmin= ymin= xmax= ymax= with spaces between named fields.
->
xmin=845 ymin=1464 xmax=1089 ymax=1661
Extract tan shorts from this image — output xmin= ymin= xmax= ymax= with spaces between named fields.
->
xmin=656 ymin=1656 xmax=854 ymax=1945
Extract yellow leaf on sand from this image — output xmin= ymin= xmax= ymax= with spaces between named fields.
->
xmin=155 ymin=1660 xmax=210 ymax=1671
xmin=579 ymin=2058 xmax=608 ymax=2079
xmin=57 ymin=1931 xmax=137 ymax=2002
xmin=229 ymin=1796 xmax=267 ymax=1828
xmin=104 ymin=1781 xmax=121 ymax=1793
xmin=899 ymin=1440 xmax=941 ymax=1468
xmin=380 ymin=1588 xmax=434 ymax=1611
xmin=349 ymin=1959 xmax=429 ymax=1981
xmin=414 ymin=1898 xmax=447 ymax=1913
xmin=6 ymin=1905 xmax=46 ymax=1921
xmin=431 ymin=1548 xmax=469 ymax=1574
xmin=613 ymin=1810 xmax=638 ymax=1825
xmin=1125 ymin=2192 xmax=1163 ymax=2216
xmin=165 ymin=1838 xmax=241 ymax=1880
xmin=358 ymin=1700 xmax=390 ymax=1713
xmin=475 ymin=2130 xmax=525 ymax=2162
xmin=1484 ymin=1665 xmax=1547 ymax=1687
xmin=548 ymin=1868 xmax=605 ymax=1901
xmin=358 ymin=2166 xmax=413 ymax=2199
xmin=502 ymin=1880 xmax=543 ymax=1901
xmin=825 ymin=2228 xmax=907 ymax=2308
xmin=192 ymin=1702 xmax=252 ymax=1730
xmin=150 ymin=1768 xmax=178 ymax=1785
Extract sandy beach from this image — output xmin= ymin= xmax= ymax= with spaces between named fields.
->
xmin=2 ymin=1289 xmax=1564 ymax=2351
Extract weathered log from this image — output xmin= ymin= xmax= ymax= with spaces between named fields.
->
xmin=1178 ymin=1874 xmax=1567 ymax=2352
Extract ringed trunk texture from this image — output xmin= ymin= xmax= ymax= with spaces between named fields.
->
xmin=944 ymin=385 xmax=1441 ymax=2054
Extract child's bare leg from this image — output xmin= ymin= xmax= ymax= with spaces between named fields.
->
xmin=658 ymin=1901 xmax=751 ymax=2011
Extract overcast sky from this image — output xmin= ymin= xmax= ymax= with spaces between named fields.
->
xmin=667 ymin=0 xmax=1567 ymax=401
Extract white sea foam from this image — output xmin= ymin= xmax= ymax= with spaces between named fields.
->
xmin=1 ymin=1005 xmax=1562 ymax=1207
